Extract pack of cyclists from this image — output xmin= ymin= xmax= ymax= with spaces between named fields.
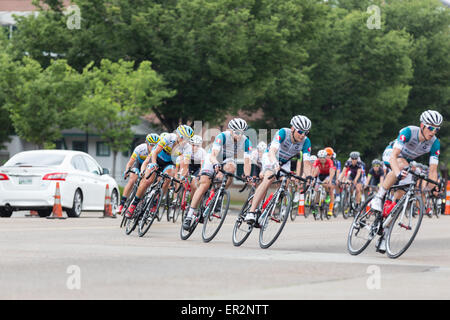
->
xmin=116 ymin=110 xmax=445 ymax=257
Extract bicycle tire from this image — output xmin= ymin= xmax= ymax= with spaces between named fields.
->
xmin=180 ymin=193 xmax=207 ymax=240
xmin=347 ymin=195 xmax=377 ymax=255
xmin=342 ymin=189 xmax=351 ymax=219
xmin=290 ymin=200 xmax=298 ymax=221
xmin=259 ymin=192 xmax=291 ymax=249
xmin=385 ymin=195 xmax=424 ymax=259
xmin=304 ymin=191 xmax=312 ymax=218
xmin=232 ymin=194 xmax=254 ymax=247
xmin=120 ymin=185 xmax=138 ymax=228
xmin=124 ymin=200 xmax=144 ymax=235
xmin=137 ymin=193 xmax=159 ymax=237
xmin=202 ymin=189 xmax=230 ymax=243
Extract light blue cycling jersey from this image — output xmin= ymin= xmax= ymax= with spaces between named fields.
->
xmin=385 ymin=126 xmax=440 ymax=165
xmin=268 ymin=128 xmax=311 ymax=164
xmin=211 ymin=131 xmax=252 ymax=161
xmin=131 ymin=143 xmax=149 ymax=165
xmin=153 ymin=132 xmax=192 ymax=164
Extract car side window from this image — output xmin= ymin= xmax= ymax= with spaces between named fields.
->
xmin=71 ymin=156 xmax=89 ymax=172
xmin=83 ymin=156 xmax=101 ymax=175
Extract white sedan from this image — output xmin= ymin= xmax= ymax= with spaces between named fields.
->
xmin=0 ymin=150 xmax=119 ymax=218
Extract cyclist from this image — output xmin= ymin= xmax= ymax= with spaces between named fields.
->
xmin=182 ymin=118 xmax=253 ymax=230
xmin=125 ymin=125 xmax=194 ymax=218
xmin=369 ymin=110 xmax=443 ymax=253
xmin=117 ymin=133 xmax=160 ymax=214
xmin=382 ymin=140 xmax=395 ymax=176
xmin=251 ymin=141 xmax=267 ymax=180
xmin=312 ymin=149 xmax=336 ymax=216
xmin=325 ymin=147 xmax=341 ymax=204
xmin=188 ymin=135 xmax=206 ymax=195
xmin=244 ymin=115 xmax=313 ymax=224
xmin=339 ymin=151 xmax=364 ymax=210
xmin=364 ymin=159 xmax=384 ymax=193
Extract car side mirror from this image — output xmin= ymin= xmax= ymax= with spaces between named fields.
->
xmin=102 ymin=168 xmax=110 ymax=175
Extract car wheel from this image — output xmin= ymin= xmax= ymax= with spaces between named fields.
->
xmin=37 ymin=209 xmax=52 ymax=217
xmin=66 ymin=189 xmax=83 ymax=218
xmin=0 ymin=208 xmax=13 ymax=218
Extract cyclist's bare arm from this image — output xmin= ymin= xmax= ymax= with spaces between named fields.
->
xmin=243 ymin=157 xmax=251 ymax=177
xmin=151 ymin=144 xmax=164 ymax=164
xmin=302 ymin=159 xmax=312 ymax=177
xmin=354 ymin=169 xmax=362 ymax=184
xmin=209 ymin=148 xmax=220 ymax=166
xmin=125 ymin=157 xmax=136 ymax=172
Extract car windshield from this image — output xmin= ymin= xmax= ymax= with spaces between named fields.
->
xmin=3 ymin=152 xmax=66 ymax=167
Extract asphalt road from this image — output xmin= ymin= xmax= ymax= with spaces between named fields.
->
xmin=1 ymin=210 xmax=450 ymax=300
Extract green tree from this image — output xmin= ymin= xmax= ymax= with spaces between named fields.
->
xmin=0 ymin=34 xmax=15 ymax=150
xmin=11 ymin=0 xmax=329 ymax=130
xmin=1 ymin=56 xmax=84 ymax=149
xmin=78 ymin=59 xmax=175 ymax=178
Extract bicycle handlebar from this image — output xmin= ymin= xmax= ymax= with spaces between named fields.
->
xmin=399 ymin=165 xmax=441 ymax=190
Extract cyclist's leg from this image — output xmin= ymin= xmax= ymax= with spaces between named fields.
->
xmin=223 ymin=159 xmax=236 ymax=189
xmin=161 ymin=165 xmax=176 ymax=194
xmin=182 ymin=161 xmax=213 ymax=229
xmin=327 ymin=178 xmax=335 ymax=215
xmin=371 ymin=158 xmax=408 ymax=211
xmin=247 ymin=168 xmax=276 ymax=222
xmin=125 ymin=166 xmax=157 ymax=217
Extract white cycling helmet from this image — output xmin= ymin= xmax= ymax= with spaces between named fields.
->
xmin=317 ymin=150 xmax=327 ymax=158
xmin=190 ymin=134 xmax=202 ymax=146
xmin=420 ymin=110 xmax=443 ymax=127
xmin=228 ymin=118 xmax=248 ymax=131
xmin=256 ymin=141 xmax=267 ymax=152
xmin=290 ymin=115 xmax=311 ymax=131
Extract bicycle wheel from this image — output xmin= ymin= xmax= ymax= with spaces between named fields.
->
xmin=124 ymin=200 xmax=144 ymax=235
xmin=342 ymin=189 xmax=351 ymax=219
xmin=385 ymin=195 xmax=424 ymax=259
xmin=232 ymin=194 xmax=254 ymax=247
xmin=347 ymin=195 xmax=378 ymax=255
xmin=155 ymin=191 xmax=165 ymax=222
xmin=259 ymin=192 xmax=291 ymax=249
xmin=304 ymin=191 xmax=312 ymax=218
xmin=180 ymin=194 xmax=206 ymax=240
xmin=434 ymin=198 xmax=441 ymax=219
xmin=202 ymin=189 xmax=230 ymax=243
xmin=120 ymin=186 xmax=137 ymax=228
xmin=137 ymin=193 xmax=159 ymax=237
xmin=178 ymin=188 xmax=190 ymax=223
xmin=290 ymin=195 xmax=298 ymax=221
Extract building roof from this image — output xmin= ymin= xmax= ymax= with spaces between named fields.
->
xmin=0 ymin=0 xmax=71 ymax=12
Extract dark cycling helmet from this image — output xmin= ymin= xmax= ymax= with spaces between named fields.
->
xmin=350 ymin=151 xmax=360 ymax=159
xmin=372 ymin=159 xmax=382 ymax=166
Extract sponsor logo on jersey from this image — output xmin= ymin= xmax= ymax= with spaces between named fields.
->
xmin=436 ymin=150 xmax=440 ymax=156
xmin=399 ymin=135 xmax=406 ymax=142
xmin=308 ymin=147 xmax=311 ymax=153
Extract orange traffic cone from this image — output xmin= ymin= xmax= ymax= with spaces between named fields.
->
xmin=297 ymin=193 xmax=305 ymax=216
xmin=47 ymin=182 xmax=66 ymax=219
xmin=102 ymin=184 xmax=116 ymax=218
xmin=445 ymin=181 xmax=450 ymax=215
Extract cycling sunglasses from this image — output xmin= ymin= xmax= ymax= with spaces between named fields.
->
xmin=427 ymin=125 xmax=440 ymax=133
xmin=233 ymin=130 xmax=244 ymax=136
xmin=296 ymin=129 xmax=309 ymax=136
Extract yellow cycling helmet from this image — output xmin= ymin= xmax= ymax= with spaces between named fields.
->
xmin=146 ymin=133 xmax=160 ymax=145
xmin=176 ymin=125 xmax=194 ymax=139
